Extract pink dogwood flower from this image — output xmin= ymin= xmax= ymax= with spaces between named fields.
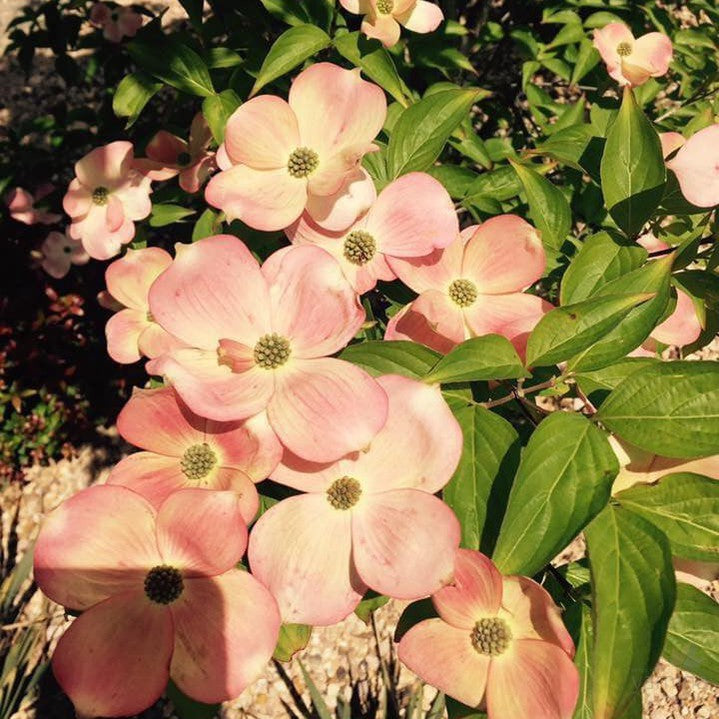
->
xmin=63 ymin=141 xmax=153 ymax=260
xmin=39 ymin=230 xmax=89 ymax=279
xmin=34 ymin=486 xmax=281 ymax=717
xmin=108 ymin=385 xmax=282 ymax=520
xmin=593 ymin=23 xmax=672 ymax=87
xmin=248 ymin=374 xmax=462 ymax=625
xmin=286 ymin=172 xmax=458 ymax=293
xmin=205 ymin=63 xmax=386 ymax=232
xmin=146 ymin=235 xmax=388 ymax=462
xmin=104 ymin=247 xmax=184 ymax=364
xmin=339 ymin=0 xmax=444 ymax=48
xmin=5 ymin=185 xmax=61 ymax=225
xmin=398 ymin=549 xmax=579 ymax=719
xmin=666 ymin=124 xmax=719 ymax=208
xmin=90 ymin=2 xmax=143 ymax=43
xmin=135 ymin=113 xmax=216 ymax=193
xmin=386 ymin=215 xmax=552 ymax=358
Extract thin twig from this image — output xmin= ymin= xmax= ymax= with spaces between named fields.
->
xmin=481 ymin=377 xmax=558 ymax=409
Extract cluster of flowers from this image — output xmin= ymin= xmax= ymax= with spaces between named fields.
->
xmin=26 ymin=15 xmax=719 ymax=719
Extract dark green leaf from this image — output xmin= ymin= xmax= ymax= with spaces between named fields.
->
xmin=525 ymin=293 xmax=655 ymax=368
xmin=339 ymin=341 xmax=440 ymax=379
xmin=166 ymin=680 xmax=220 ymax=718
xmin=149 ymin=204 xmax=196 ymax=227
xmin=597 ymin=361 xmax=719 ymax=459
xmin=600 ymin=86 xmax=666 ymax=237
xmin=616 ymin=473 xmax=719 ymax=562
xmin=112 ymin=72 xmax=162 ymax=128
xmin=585 ymin=506 xmax=675 ymax=719
xmin=386 ymin=89 xmax=484 ymax=178
xmin=663 ymin=583 xmax=719 ymax=685
xmin=202 ymin=89 xmax=241 ymax=144
xmin=424 ymin=335 xmax=527 ymax=384
xmin=493 ymin=412 xmax=618 ymax=575
xmin=443 ymin=406 xmax=520 ymax=553
xmin=251 ymin=24 xmax=331 ymax=96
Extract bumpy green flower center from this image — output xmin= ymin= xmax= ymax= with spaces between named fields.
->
xmin=448 ymin=278 xmax=478 ymax=307
xmin=616 ymin=41 xmax=633 ymax=57
xmin=180 ymin=442 xmax=217 ymax=481
xmin=177 ymin=151 xmax=192 ymax=166
xmin=92 ymin=186 xmax=109 ymax=206
xmin=287 ymin=147 xmax=319 ymax=178
xmin=327 ymin=476 xmax=362 ymax=510
xmin=254 ymin=333 xmax=291 ymax=369
xmin=470 ymin=617 xmax=512 ymax=656
xmin=343 ymin=230 xmax=377 ymax=266
xmin=376 ymin=0 xmax=394 ymax=14
xmin=144 ymin=565 xmax=183 ymax=604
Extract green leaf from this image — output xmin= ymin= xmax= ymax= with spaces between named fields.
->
xmin=616 ymin=473 xmax=719 ymax=562
xmin=386 ymin=88 xmax=483 ymax=179
xmin=585 ymin=506 xmax=676 ymax=719
xmin=464 ymin=165 xmax=523 ymax=208
xmin=525 ymin=293 xmax=655 ymax=368
xmin=446 ymin=696 xmax=487 ymax=719
xmin=529 ymin=124 xmax=604 ymax=183
xmin=206 ymin=48 xmax=244 ymax=69
xmin=510 ymin=160 xmax=571 ymax=251
xmin=202 ymin=89 xmax=241 ymax=144
xmin=166 ymin=680 xmax=219 ymax=718
xmin=600 ymin=86 xmax=666 ymax=237
xmin=575 ymin=357 xmax=657 ymax=407
xmin=112 ymin=72 xmax=162 ymax=128
xmin=567 ymin=255 xmax=673 ymax=372
xmin=566 ymin=602 xmax=594 ymax=719
xmin=334 ymin=31 xmax=410 ymax=107
xmin=127 ymin=34 xmax=215 ymax=97
xmin=597 ymin=361 xmax=719 ymax=459
xmin=273 ymin=623 xmax=312 ymax=662
xmin=443 ymin=406 xmax=520 ymax=553
xmin=339 ymin=340 xmax=441 ymax=379
xmin=298 ymin=659 xmax=334 ymax=719
xmin=354 ymin=591 xmax=390 ymax=624
xmin=149 ymin=204 xmax=196 ymax=227
xmin=192 ymin=208 xmax=222 ymax=241
xmin=178 ymin=0 xmax=203 ymax=28
xmin=423 ymin=335 xmax=527 ymax=384
xmin=561 ymin=232 xmax=647 ymax=305
xmin=663 ymin=583 xmax=719 ymax=685
xmin=251 ymin=24 xmax=331 ymax=97
xmin=493 ymin=412 xmax=618 ymax=576
xmin=260 ymin=0 xmax=334 ymax=30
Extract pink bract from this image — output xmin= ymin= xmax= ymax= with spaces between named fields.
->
xmin=339 ymin=0 xmax=444 ymax=48
xmin=593 ymin=23 xmax=672 ymax=87
xmin=146 ymin=235 xmax=388 ymax=462
xmin=398 ymin=549 xmax=579 ymax=718
xmin=33 ymin=486 xmax=281 ymax=716
xmin=666 ymin=124 xmax=719 ymax=208
xmin=248 ymin=374 xmax=462 ymax=625
xmin=90 ymin=2 xmax=143 ymax=42
xmin=205 ymin=63 xmax=387 ymax=232
xmin=385 ymin=215 xmax=552 ymax=358
xmin=6 ymin=185 xmax=61 ymax=225
xmin=286 ymin=171 xmax=459 ymax=293
xmin=108 ymin=385 xmax=282 ymax=520
xmin=135 ymin=113 xmax=217 ymax=193
xmin=40 ymin=230 xmax=90 ymax=279
xmin=104 ymin=246 xmax=184 ymax=364
xmin=63 ymin=141 xmax=153 ymax=260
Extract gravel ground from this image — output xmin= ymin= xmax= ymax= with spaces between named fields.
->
xmin=1 ymin=1 xmax=718 ymax=717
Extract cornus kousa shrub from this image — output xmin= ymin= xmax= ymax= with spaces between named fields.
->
xmin=10 ymin=1 xmax=719 ymax=718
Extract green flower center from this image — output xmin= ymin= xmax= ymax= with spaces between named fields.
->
xmin=177 ymin=151 xmax=192 ymax=166
xmin=144 ymin=565 xmax=183 ymax=605
xmin=326 ymin=476 xmax=362 ymax=510
xmin=343 ymin=230 xmax=377 ymax=266
xmin=180 ymin=442 xmax=217 ymax=481
xmin=92 ymin=186 xmax=109 ymax=206
xmin=287 ymin=147 xmax=319 ymax=178
xmin=470 ymin=617 xmax=512 ymax=656
xmin=616 ymin=41 xmax=633 ymax=57
xmin=448 ymin=278 xmax=478 ymax=307
xmin=254 ymin=333 xmax=291 ymax=369
xmin=376 ymin=0 xmax=394 ymax=14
